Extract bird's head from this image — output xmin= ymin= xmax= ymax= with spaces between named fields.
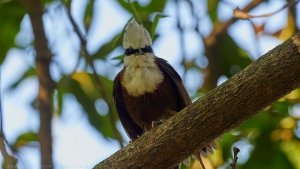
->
xmin=123 ymin=19 xmax=153 ymax=55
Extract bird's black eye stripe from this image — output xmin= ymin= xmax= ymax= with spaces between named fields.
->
xmin=125 ymin=46 xmax=153 ymax=56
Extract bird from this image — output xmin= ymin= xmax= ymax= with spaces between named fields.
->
xmin=113 ymin=19 xmax=215 ymax=168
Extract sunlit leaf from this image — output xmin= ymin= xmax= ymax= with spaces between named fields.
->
xmin=281 ymin=140 xmax=300 ymax=169
xmin=283 ymin=89 xmax=300 ymax=101
xmin=275 ymin=13 xmax=296 ymax=41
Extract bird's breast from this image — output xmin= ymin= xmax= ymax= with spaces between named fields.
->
xmin=121 ymin=54 xmax=164 ymax=97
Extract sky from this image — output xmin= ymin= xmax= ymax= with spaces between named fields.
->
xmin=1 ymin=0 xmax=300 ymax=169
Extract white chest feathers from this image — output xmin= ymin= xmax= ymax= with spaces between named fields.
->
xmin=122 ymin=54 xmax=164 ymax=97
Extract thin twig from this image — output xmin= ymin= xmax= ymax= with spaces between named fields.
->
xmin=233 ymin=0 xmax=300 ymax=20
xmin=198 ymin=156 xmax=206 ymax=169
xmin=230 ymin=147 xmax=240 ymax=169
xmin=206 ymin=0 xmax=265 ymax=46
xmin=65 ymin=0 xmax=124 ymax=148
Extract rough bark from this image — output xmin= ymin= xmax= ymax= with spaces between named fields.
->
xmin=94 ymin=32 xmax=300 ymax=169
xmin=22 ymin=0 xmax=54 ymax=168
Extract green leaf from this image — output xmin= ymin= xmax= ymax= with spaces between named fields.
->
xmin=0 ymin=1 xmax=26 ymax=63
xmin=93 ymin=33 xmax=123 ymax=59
xmin=116 ymin=0 xmax=130 ymax=12
xmin=145 ymin=0 xmax=167 ymax=13
xmin=56 ymin=89 xmax=64 ymax=116
xmin=84 ymin=0 xmax=94 ymax=32
xmin=271 ymin=101 xmax=290 ymax=117
xmin=116 ymin=0 xmax=167 ymax=21
xmin=128 ymin=0 xmax=142 ymax=22
xmin=207 ymin=0 xmax=219 ymax=23
xmin=111 ymin=54 xmax=124 ymax=61
xmin=281 ymin=140 xmax=300 ymax=169
xmin=239 ymin=111 xmax=280 ymax=136
xmin=151 ymin=13 xmax=168 ymax=39
xmin=11 ymin=132 xmax=38 ymax=152
xmin=111 ymin=54 xmax=124 ymax=66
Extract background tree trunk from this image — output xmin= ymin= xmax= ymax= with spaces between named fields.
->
xmin=22 ymin=0 xmax=54 ymax=168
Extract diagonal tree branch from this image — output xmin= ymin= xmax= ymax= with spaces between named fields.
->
xmin=93 ymin=32 xmax=300 ymax=169
xmin=21 ymin=0 xmax=55 ymax=168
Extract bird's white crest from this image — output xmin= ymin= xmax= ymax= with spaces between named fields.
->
xmin=123 ymin=19 xmax=152 ymax=49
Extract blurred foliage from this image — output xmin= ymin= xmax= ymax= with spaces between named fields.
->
xmin=0 ymin=1 xmax=25 ymax=63
xmin=58 ymin=72 xmax=118 ymax=139
xmin=1 ymin=0 xmax=300 ymax=169
xmin=10 ymin=132 xmax=38 ymax=152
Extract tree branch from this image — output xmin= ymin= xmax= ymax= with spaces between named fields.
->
xmin=93 ymin=32 xmax=300 ymax=169
xmin=233 ymin=0 xmax=300 ymax=20
xmin=0 ymin=135 xmax=17 ymax=169
xmin=21 ymin=0 xmax=54 ymax=168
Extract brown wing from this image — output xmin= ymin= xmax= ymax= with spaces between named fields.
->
xmin=113 ymin=71 xmax=143 ymax=140
xmin=155 ymin=57 xmax=192 ymax=110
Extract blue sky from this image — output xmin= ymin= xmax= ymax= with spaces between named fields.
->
xmin=1 ymin=0 xmax=299 ymax=168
